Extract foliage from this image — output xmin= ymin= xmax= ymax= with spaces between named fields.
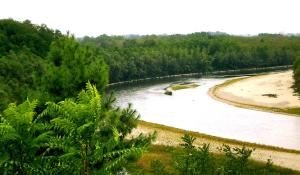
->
xmin=0 ymin=19 xmax=61 ymax=110
xmin=81 ymin=33 xmax=300 ymax=83
xmin=43 ymin=36 xmax=109 ymax=102
xmin=0 ymin=19 xmax=109 ymax=110
xmin=172 ymin=134 xmax=215 ymax=175
xmin=0 ymin=50 xmax=45 ymax=110
xmin=150 ymin=160 xmax=170 ymax=175
xmin=0 ymin=18 xmax=299 ymax=174
xmin=219 ymin=144 xmax=254 ymax=175
xmin=293 ymin=56 xmax=300 ymax=95
xmin=0 ymin=19 xmax=61 ymax=58
xmin=1 ymin=18 xmax=300 ymax=110
xmin=0 ymin=83 xmax=153 ymax=174
xmin=169 ymin=84 xmax=199 ymax=91
xmin=0 ymin=99 xmax=51 ymax=174
xmin=133 ymin=134 xmax=294 ymax=175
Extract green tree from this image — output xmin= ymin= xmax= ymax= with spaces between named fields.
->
xmin=43 ymin=36 xmax=109 ymax=102
xmin=38 ymin=82 xmax=150 ymax=174
xmin=0 ymin=99 xmax=51 ymax=174
xmin=172 ymin=134 xmax=214 ymax=175
xmin=220 ymin=144 xmax=254 ymax=175
xmin=0 ymin=82 xmax=154 ymax=174
xmin=0 ymin=19 xmax=60 ymax=57
xmin=0 ymin=50 xmax=45 ymax=110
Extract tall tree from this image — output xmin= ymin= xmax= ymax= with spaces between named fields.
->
xmin=43 ymin=36 xmax=109 ymax=102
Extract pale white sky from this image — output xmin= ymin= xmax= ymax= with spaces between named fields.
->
xmin=0 ymin=0 xmax=299 ymax=37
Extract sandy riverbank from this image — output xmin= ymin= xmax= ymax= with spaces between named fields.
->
xmin=131 ymin=121 xmax=300 ymax=171
xmin=210 ymin=70 xmax=300 ymax=115
xmin=128 ymin=71 xmax=300 ymax=171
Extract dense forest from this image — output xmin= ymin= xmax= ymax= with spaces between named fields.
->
xmin=80 ymin=33 xmax=300 ymax=82
xmin=0 ymin=19 xmax=109 ymax=110
xmin=1 ymin=18 xmax=300 ymax=174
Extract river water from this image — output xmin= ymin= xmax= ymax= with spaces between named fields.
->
xmin=112 ymin=76 xmax=300 ymax=150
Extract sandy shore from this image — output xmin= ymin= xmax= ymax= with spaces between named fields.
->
xmin=210 ymin=71 xmax=300 ymax=115
xmin=130 ymin=121 xmax=300 ymax=171
xmin=129 ymin=71 xmax=300 ymax=171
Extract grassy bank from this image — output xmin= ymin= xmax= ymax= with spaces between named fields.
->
xmin=126 ymin=144 xmax=300 ymax=175
xmin=131 ymin=120 xmax=300 ymax=172
xmin=209 ymin=76 xmax=300 ymax=116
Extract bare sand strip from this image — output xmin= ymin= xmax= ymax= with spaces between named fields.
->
xmin=210 ymin=70 xmax=300 ymax=116
xmin=131 ymin=121 xmax=300 ymax=171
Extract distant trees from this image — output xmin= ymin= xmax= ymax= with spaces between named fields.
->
xmin=80 ymin=33 xmax=300 ymax=83
xmin=293 ymin=56 xmax=300 ymax=94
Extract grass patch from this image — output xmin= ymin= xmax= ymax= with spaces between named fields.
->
xmin=125 ymin=145 xmax=174 ymax=175
xmin=169 ymin=83 xmax=199 ymax=91
xmin=137 ymin=145 xmax=174 ymax=171
xmin=126 ymin=145 xmax=300 ymax=175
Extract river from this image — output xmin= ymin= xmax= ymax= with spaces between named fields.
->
xmin=111 ymin=75 xmax=300 ymax=150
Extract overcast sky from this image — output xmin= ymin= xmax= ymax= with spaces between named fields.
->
xmin=0 ymin=0 xmax=299 ymax=37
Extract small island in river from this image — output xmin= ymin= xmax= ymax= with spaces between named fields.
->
xmin=164 ymin=82 xmax=199 ymax=95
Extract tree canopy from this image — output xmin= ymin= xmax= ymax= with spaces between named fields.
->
xmin=81 ymin=33 xmax=300 ymax=82
xmin=0 ymin=19 xmax=108 ymax=110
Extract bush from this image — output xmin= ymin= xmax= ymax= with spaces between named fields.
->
xmin=0 ymin=82 xmax=154 ymax=174
xmin=147 ymin=134 xmax=285 ymax=175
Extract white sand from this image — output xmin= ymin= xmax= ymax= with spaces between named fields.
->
xmin=215 ymin=71 xmax=300 ymax=108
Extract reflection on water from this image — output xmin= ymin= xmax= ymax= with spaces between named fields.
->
xmin=112 ymin=77 xmax=300 ymax=150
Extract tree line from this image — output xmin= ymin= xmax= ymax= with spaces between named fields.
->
xmin=80 ymin=33 xmax=300 ymax=83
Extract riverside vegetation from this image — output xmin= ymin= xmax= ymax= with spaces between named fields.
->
xmin=0 ymin=18 xmax=300 ymax=174
xmin=293 ymin=56 xmax=300 ymax=95
xmin=126 ymin=134 xmax=300 ymax=175
xmin=1 ymin=19 xmax=300 ymax=110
